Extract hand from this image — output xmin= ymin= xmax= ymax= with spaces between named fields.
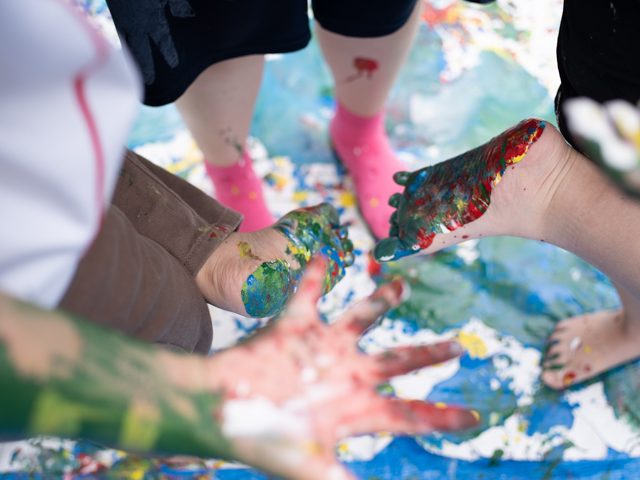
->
xmin=197 ymin=203 xmax=354 ymax=317
xmin=206 ymin=257 xmax=479 ymax=480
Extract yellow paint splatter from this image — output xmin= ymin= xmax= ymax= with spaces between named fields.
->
xmin=248 ymin=191 xmax=257 ymax=200
xmin=338 ymin=443 xmax=350 ymax=454
xmin=583 ymin=345 xmax=593 ymax=354
xmin=339 ymin=191 xmax=356 ymax=208
xmin=292 ymin=191 xmax=308 ymax=203
xmin=369 ymin=197 xmax=380 ymax=208
xmin=237 ymin=241 xmax=261 ymax=261
xmin=288 ymin=243 xmax=312 ymax=262
xmin=274 ymin=156 xmax=289 ymax=168
xmin=518 ymin=420 xmax=528 ymax=433
xmin=435 ymin=402 xmax=448 ymax=409
xmin=457 ymin=331 xmax=488 ymax=359
xmin=231 ymin=185 xmax=240 ymax=196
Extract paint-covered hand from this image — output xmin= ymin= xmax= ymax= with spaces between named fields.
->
xmin=272 ymin=202 xmax=354 ymax=292
xmin=374 ymin=119 xmax=545 ymax=262
xmin=207 ymin=258 xmax=479 ymax=480
xmin=197 ymin=203 xmax=354 ymax=318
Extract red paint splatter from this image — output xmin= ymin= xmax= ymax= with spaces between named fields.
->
xmin=417 ymin=228 xmax=435 ymax=249
xmin=367 ymin=254 xmax=382 ymax=277
xmin=562 ymin=371 xmax=577 ymax=386
xmin=462 ymin=235 xmax=469 ymax=239
xmin=346 ymin=57 xmax=379 ymax=82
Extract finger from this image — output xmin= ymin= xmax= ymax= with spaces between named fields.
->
xmin=284 ymin=256 xmax=328 ymax=317
xmin=341 ymin=237 xmax=354 ymax=255
xmin=368 ymin=341 xmax=463 ymax=381
xmin=393 ymin=171 xmax=411 ymax=186
xmin=316 ymin=202 xmax=340 ymax=227
xmin=340 ymin=237 xmax=355 ymax=267
xmin=302 ymin=462 xmax=357 ymax=480
xmin=345 ymin=398 xmax=480 ymax=437
xmin=389 ymin=192 xmax=402 ymax=208
xmin=335 ymin=278 xmax=407 ymax=338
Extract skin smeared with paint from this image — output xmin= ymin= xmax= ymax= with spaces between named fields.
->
xmin=345 ymin=57 xmax=379 ymax=82
xmin=241 ymin=203 xmax=354 ymax=317
xmin=374 ymin=119 xmax=546 ymax=262
xmin=212 ymin=258 xmax=479 ymax=479
xmin=0 ymin=294 xmax=233 ymax=460
xmin=0 ymin=261 xmax=479 ymax=480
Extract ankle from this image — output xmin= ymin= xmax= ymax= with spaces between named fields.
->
xmin=521 ymin=125 xmax=581 ymax=242
xmin=330 ymin=102 xmax=385 ymax=143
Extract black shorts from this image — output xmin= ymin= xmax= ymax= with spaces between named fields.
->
xmin=106 ymin=0 xmax=419 ymax=106
xmin=555 ymin=0 xmax=640 ymax=151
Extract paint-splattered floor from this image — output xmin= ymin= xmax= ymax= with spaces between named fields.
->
xmin=3 ymin=1 xmax=640 ymax=478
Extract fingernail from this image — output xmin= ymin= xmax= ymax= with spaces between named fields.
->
xmin=399 ymin=280 xmax=411 ymax=302
xmin=448 ymin=341 xmax=463 ymax=356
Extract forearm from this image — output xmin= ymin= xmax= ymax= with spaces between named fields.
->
xmin=0 ymin=294 xmax=233 ymax=460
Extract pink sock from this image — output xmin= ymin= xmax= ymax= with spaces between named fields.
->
xmin=330 ymin=102 xmax=405 ymax=239
xmin=205 ymin=152 xmax=274 ymax=232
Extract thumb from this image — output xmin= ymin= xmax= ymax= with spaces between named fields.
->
xmin=281 ymin=256 xmax=328 ymax=320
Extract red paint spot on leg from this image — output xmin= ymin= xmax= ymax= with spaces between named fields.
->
xmin=346 ymin=57 xmax=379 ymax=82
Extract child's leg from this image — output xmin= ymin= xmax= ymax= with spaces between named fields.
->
xmin=376 ymin=121 xmax=640 ymax=387
xmin=314 ymin=1 xmax=423 ymax=239
xmin=175 ymin=55 xmax=274 ymax=232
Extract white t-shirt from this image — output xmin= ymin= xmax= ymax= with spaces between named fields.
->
xmin=0 ymin=0 xmax=142 ymax=307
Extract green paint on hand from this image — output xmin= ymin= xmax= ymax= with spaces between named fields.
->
xmin=241 ymin=259 xmax=293 ymax=318
xmin=240 ymin=203 xmax=354 ymax=318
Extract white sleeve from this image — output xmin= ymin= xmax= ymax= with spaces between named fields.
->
xmin=0 ymin=0 xmax=142 ymax=308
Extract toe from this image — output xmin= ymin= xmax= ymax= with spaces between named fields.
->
xmin=541 ymin=370 xmax=564 ymax=390
xmin=389 ymin=193 xmax=403 ymax=207
xmin=373 ymin=237 xmax=402 ymax=262
xmin=393 ymin=171 xmax=411 ymax=186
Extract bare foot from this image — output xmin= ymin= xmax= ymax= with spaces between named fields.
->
xmin=542 ymin=284 xmax=640 ymax=389
xmin=374 ymin=120 xmax=575 ymax=261
xmin=541 ymin=310 xmax=640 ymax=388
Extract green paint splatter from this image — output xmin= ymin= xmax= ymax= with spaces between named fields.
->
xmin=241 ymin=259 xmax=293 ymax=318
